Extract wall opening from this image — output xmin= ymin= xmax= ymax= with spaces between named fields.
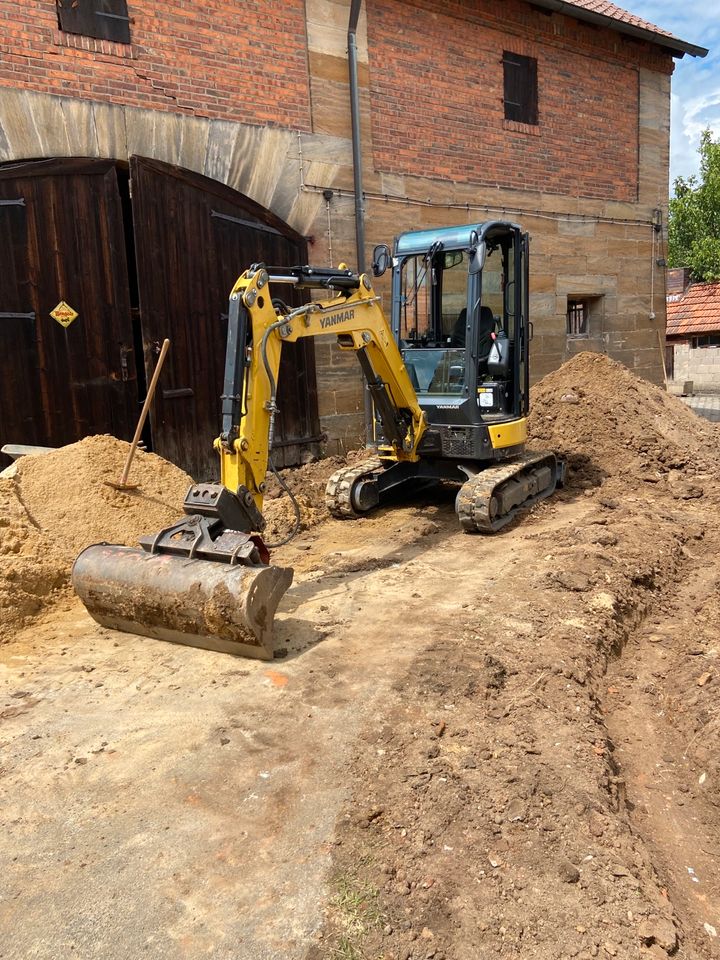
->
xmin=566 ymin=295 xmax=604 ymax=340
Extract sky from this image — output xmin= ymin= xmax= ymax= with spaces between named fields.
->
xmin=626 ymin=1 xmax=720 ymax=185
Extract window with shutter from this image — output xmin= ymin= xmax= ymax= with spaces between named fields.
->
xmin=56 ymin=0 xmax=131 ymax=44
xmin=502 ymin=52 xmax=538 ymax=126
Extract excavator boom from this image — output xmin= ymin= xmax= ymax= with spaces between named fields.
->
xmin=217 ymin=263 xmax=427 ymax=502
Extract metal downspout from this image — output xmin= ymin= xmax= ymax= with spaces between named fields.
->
xmin=348 ymin=0 xmax=365 ymax=273
xmin=348 ymin=0 xmax=375 ymax=445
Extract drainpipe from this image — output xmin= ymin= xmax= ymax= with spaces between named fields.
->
xmin=348 ymin=0 xmax=375 ymax=445
xmin=348 ymin=0 xmax=365 ymax=274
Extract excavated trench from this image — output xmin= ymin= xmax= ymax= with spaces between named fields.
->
xmin=309 ymin=485 xmax=720 ymax=960
xmin=603 ymin=529 xmax=720 ymax=959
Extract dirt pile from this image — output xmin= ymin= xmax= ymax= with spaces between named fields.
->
xmin=0 ymin=435 xmax=190 ymax=638
xmin=14 ymin=435 xmax=190 ymax=561
xmin=528 ymin=352 xmax=719 ymax=486
xmin=0 ymin=477 xmax=66 ymax=635
xmin=262 ymin=448 xmax=372 ymax=541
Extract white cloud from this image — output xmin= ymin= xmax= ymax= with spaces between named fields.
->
xmin=668 ymin=90 xmax=720 ymax=184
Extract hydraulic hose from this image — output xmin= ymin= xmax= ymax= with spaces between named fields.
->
xmin=259 ymin=316 xmax=302 ymax=548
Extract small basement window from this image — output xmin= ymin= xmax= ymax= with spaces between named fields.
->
xmin=567 ymin=299 xmax=589 ymax=338
xmin=56 ymin=0 xmax=131 ymax=44
xmin=503 ymin=52 xmax=538 ymax=126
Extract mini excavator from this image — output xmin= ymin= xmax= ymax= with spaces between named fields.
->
xmin=73 ymin=220 xmax=563 ymax=659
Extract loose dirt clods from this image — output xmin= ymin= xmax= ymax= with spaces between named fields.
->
xmin=1 ymin=353 xmax=719 ymax=959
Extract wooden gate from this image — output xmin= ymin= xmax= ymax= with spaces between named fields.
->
xmin=0 ymin=157 xmax=321 ymax=477
xmin=0 ymin=159 xmax=137 ymax=466
xmin=130 ymin=157 xmax=321 ymax=479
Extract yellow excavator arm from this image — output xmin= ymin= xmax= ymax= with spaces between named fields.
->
xmin=216 ymin=263 xmax=426 ymax=512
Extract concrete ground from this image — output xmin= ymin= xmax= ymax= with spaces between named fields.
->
xmin=681 ymin=394 xmax=720 ymax=422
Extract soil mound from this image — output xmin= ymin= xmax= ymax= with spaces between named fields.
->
xmin=1 ymin=436 xmax=190 ymax=638
xmin=0 ymin=477 xmax=66 ymax=634
xmin=528 ymin=352 xmax=719 ymax=484
xmin=15 ymin=435 xmax=190 ymax=561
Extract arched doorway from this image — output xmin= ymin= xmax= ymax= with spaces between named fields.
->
xmin=0 ymin=157 xmax=320 ymax=478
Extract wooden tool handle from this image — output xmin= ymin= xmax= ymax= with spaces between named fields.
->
xmin=118 ymin=338 xmax=171 ymax=487
xmin=657 ymin=329 xmax=668 ymax=388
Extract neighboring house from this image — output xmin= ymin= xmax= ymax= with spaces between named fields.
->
xmin=0 ymin=0 xmax=706 ymax=475
xmin=666 ymin=268 xmax=720 ymax=391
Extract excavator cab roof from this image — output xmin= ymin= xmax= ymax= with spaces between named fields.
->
xmin=394 ymin=220 xmax=522 ymax=257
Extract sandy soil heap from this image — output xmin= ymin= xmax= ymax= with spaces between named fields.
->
xmin=528 ymin=352 xmax=718 ymax=483
xmin=0 ymin=435 xmax=190 ymax=638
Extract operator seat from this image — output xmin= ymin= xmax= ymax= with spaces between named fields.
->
xmin=477 ymin=305 xmax=496 ymax=375
xmin=451 ymin=308 xmax=467 ymax=346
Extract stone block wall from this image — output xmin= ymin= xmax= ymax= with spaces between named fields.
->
xmin=670 ymin=343 xmax=720 ymax=391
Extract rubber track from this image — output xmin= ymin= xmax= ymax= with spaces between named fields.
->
xmin=325 ymin=457 xmax=385 ymax=518
xmin=456 ymin=451 xmax=559 ymax=533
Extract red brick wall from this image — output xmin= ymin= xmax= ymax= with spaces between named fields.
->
xmin=367 ymin=0 xmax=674 ymax=201
xmin=0 ymin=0 xmax=311 ymax=129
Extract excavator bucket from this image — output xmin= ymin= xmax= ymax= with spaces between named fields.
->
xmin=73 ymin=545 xmax=293 ymax=659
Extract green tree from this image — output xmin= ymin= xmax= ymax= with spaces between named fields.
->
xmin=668 ymin=129 xmax=720 ymax=282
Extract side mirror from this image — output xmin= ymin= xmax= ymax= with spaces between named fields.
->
xmin=372 ymin=243 xmax=391 ymax=278
xmin=469 ymin=241 xmax=487 ymax=275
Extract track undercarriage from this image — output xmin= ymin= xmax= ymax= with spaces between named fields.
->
xmin=326 ymin=452 xmax=565 ymax=532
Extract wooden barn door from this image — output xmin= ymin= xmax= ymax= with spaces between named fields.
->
xmin=130 ymin=157 xmax=321 ymax=480
xmin=0 ymin=159 xmax=137 ymax=466
xmin=0 ymin=192 xmax=44 ymax=454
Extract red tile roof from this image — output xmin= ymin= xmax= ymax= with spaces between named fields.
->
xmin=528 ymin=0 xmax=707 ymax=58
xmin=565 ymin=0 xmax=677 ymax=41
xmin=666 ymin=282 xmax=720 ymax=337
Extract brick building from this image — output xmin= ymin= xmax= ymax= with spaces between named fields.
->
xmin=0 ymin=0 xmax=707 ymax=474
xmin=666 ymin=268 xmax=720 ymax=391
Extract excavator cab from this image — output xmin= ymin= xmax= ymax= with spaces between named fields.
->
xmin=353 ymin=219 xmax=563 ymax=531
xmin=371 ymin=221 xmax=530 ymax=464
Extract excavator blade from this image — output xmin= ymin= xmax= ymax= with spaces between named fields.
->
xmin=72 ymin=545 xmax=293 ymax=659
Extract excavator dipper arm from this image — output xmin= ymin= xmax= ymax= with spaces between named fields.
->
xmin=216 ymin=264 xmax=427 ymax=506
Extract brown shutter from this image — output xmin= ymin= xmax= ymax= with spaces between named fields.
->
xmin=56 ymin=0 xmax=131 ymax=44
xmin=503 ymin=52 xmax=538 ymax=126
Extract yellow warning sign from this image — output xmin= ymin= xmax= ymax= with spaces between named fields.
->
xmin=50 ymin=301 xmax=78 ymax=328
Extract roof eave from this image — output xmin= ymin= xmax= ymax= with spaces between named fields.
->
xmin=528 ymin=0 xmax=708 ymax=59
